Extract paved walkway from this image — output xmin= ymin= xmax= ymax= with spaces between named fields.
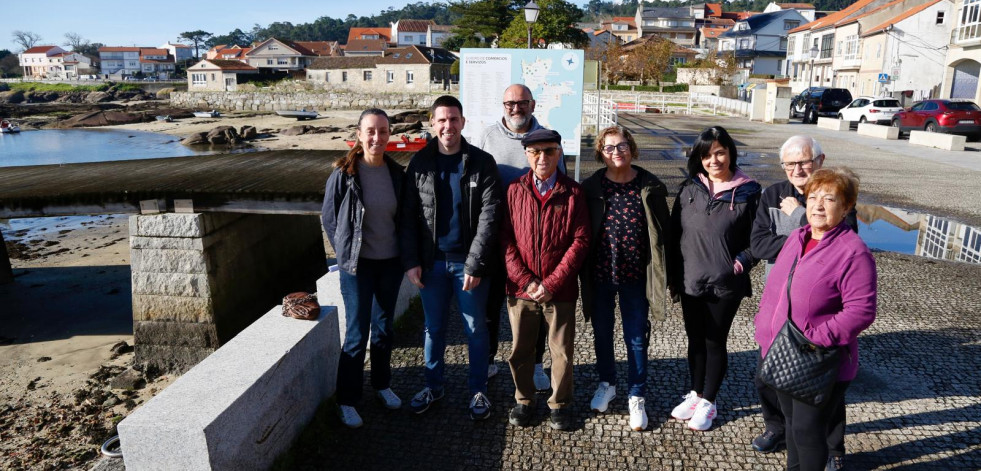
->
xmin=294 ymin=115 xmax=981 ymax=470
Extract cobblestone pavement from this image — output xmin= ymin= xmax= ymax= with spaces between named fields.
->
xmin=294 ymin=115 xmax=981 ymax=470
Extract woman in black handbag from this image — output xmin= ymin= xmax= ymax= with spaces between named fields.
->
xmin=754 ymin=167 xmax=877 ymax=470
xmin=322 ymin=109 xmax=405 ymax=428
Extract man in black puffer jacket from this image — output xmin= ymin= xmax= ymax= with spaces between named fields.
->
xmin=399 ymin=95 xmax=503 ymax=421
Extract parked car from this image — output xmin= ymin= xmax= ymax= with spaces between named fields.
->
xmin=790 ymin=87 xmax=853 ymax=124
xmin=891 ymin=99 xmax=981 ymax=139
xmin=838 ymin=96 xmax=903 ymax=124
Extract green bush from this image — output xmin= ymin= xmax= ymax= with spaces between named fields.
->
xmin=9 ymin=82 xmax=110 ymax=92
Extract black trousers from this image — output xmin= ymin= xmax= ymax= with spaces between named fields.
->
xmin=756 ymin=351 xmax=846 ymax=456
xmin=487 ymin=253 xmax=546 ymax=364
xmin=681 ymin=293 xmax=742 ymax=402
xmin=776 ymin=381 xmax=850 ymax=471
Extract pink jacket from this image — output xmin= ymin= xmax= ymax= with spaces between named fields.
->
xmin=754 ymin=222 xmax=877 ymax=381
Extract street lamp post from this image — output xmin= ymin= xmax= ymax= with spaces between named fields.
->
xmin=524 ymin=1 xmax=540 ymax=49
xmin=807 ymin=46 xmax=819 ymax=89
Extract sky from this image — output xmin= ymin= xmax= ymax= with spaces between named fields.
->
xmin=1 ymin=0 xmax=417 ymax=53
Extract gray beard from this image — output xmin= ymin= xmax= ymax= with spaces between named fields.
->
xmin=505 ymin=114 xmax=530 ymax=131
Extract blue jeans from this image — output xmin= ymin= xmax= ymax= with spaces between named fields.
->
xmin=419 ymin=260 xmax=490 ymax=395
xmin=336 ymin=257 xmax=402 ymax=406
xmin=590 ymin=280 xmax=651 ymax=397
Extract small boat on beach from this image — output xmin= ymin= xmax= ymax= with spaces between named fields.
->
xmin=0 ymin=119 xmax=21 ymax=133
xmin=155 ymin=115 xmax=173 ymax=122
xmin=193 ymin=110 xmax=221 ymax=118
xmin=345 ymin=134 xmax=428 ymax=152
xmin=276 ymin=109 xmax=319 ymax=120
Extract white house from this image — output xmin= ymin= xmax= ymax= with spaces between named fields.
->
xmin=941 ymin=0 xmax=981 ymax=101
xmin=717 ymin=9 xmax=806 ymax=76
xmin=18 ymin=45 xmax=67 ymax=79
xmin=763 ymin=2 xmax=817 ymax=22
xmin=187 ymin=59 xmax=258 ymax=91
xmin=391 ymin=19 xmax=437 ymax=47
xmin=99 ymin=47 xmax=142 ymax=77
xmin=161 ymin=42 xmax=194 ymax=62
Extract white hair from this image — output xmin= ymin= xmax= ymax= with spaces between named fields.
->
xmin=779 ymin=135 xmax=823 ymax=160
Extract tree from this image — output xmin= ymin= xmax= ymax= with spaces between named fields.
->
xmin=0 ymin=53 xmax=21 ymax=78
xmin=63 ymin=32 xmax=89 ymax=51
xmin=179 ymin=30 xmax=213 ymax=59
xmin=629 ymin=37 xmax=674 ymax=86
xmin=74 ymin=42 xmax=104 ymax=57
xmin=11 ymin=30 xmax=42 ymax=52
xmin=449 ymin=0 xmax=521 ymax=48
xmin=498 ymin=0 xmax=588 ymax=49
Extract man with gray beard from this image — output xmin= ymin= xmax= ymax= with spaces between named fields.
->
xmin=472 ymin=84 xmax=566 ymax=391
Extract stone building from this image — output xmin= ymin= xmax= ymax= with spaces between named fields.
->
xmin=306 ymin=45 xmax=455 ymax=92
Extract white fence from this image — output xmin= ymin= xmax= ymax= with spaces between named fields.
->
xmin=582 ymin=91 xmax=618 ymax=131
xmin=596 ymin=91 xmax=751 ymax=117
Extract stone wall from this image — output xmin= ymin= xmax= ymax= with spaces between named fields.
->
xmin=130 ymin=212 xmax=326 ymax=373
xmin=171 ymin=90 xmax=446 ymax=111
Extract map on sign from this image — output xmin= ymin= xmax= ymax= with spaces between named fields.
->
xmin=460 ymin=48 xmax=584 ymax=154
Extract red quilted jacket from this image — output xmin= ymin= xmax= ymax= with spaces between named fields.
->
xmin=500 ymin=171 xmax=590 ymax=302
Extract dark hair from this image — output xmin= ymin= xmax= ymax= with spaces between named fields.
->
xmin=334 ymin=108 xmax=390 ymax=175
xmin=430 ymin=95 xmax=463 ymax=117
xmin=594 ymin=126 xmax=638 ymax=163
xmin=804 ymin=167 xmax=860 ymax=210
xmin=686 ymin=126 xmax=738 ymax=179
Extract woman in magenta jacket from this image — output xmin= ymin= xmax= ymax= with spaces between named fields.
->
xmin=754 ymin=167 xmax=877 ymax=471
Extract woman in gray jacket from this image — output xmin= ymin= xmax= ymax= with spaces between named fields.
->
xmin=321 ymin=109 xmax=405 ymax=428
xmin=668 ymin=126 xmax=761 ymax=431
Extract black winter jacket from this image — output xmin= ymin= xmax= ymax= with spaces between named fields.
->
xmin=668 ymin=175 xmax=762 ymax=299
xmin=321 ymin=156 xmax=405 ymax=274
xmin=398 ymin=137 xmax=503 ymax=277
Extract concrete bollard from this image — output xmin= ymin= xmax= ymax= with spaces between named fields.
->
xmin=857 ymin=123 xmax=900 ymax=140
xmin=817 ymin=117 xmax=851 ymax=131
xmin=908 ymin=130 xmax=967 ymax=151
xmin=117 ymin=305 xmax=340 ymax=471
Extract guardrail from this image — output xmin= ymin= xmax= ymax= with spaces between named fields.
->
xmin=604 ymin=91 xmax=750 ymax=117
xmin=583 ymin=91 xmax=618 ymax=131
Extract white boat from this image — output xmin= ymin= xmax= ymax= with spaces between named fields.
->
xmin=275 ymin=109 xmax=319 ymax=120
xmin=193 ymin=110 xmax=221 ymax=118
xmin=0 ymin=119 xmax=20 ymax=133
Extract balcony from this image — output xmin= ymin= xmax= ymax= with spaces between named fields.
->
xmin=952 ymin=22 xmax=981 ymax=45
xmin=840 ymin=57 xmax=862 ymax=69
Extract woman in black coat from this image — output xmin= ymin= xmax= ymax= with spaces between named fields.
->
xmin=667 ymin=126 xmax=761 ymax=431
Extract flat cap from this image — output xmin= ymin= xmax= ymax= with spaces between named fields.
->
xmin=521 ymin=128 xmax=562 ymax=147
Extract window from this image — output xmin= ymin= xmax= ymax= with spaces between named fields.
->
xmin=364 ymin=70 xmax=373 ymax=81
xmin=405 ymin=35 xmax=413 ymax=43
xmin=780 ymin=38 xmax=788 ymax=50
xmin=739 ymin=38 xmax=751 ymax=49
xmin=937 ymin=11 xmax=945 ymax=24
xmin=784 ymin=20 xmax=799 ymax=30
xmin=788 ymin=36 xmax=796 ymax=54
xmin=210 ymin=73 xmax=215 ymax=80
xmin=191 ymin=73 xmax=206 ymax=85
xmin=956 ymin=0 xmax=981 ymax=42
xmin=278 ymin=59 xmax=289 ymax=65
xmin=269 ymin=45 xmax=278 ymax=50
xmin=820 ymin=34 xmax=833 ymax=59
xmin=325 ymin=72 xmax=330 ymax=83
xmin=267 ymin=59 xmax=273 ymax=65
xmin=342 ymin=71 xmax=347 ymax=82
xmin=406 ymin=70 xmax=414 ymax=83
xmin=387 ymin=70 xmax=394 ymax=83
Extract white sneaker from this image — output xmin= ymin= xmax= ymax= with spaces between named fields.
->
xmin=488 ymin=363 xmax=499 ymax=379
xmin=590 ymin=382 xmax=616 ymax=412
xmin=670 ymin=390 xmax=701 ymax=421
xmin=338 ymin=405 xmax=363 ymax=428
xmin=533 ymin=363 xmax=551 ymax=392
xmin=376 ymin=388 xmax=402 ymax=410
xmin=628 ymin=396 xmax=648 ymax=431
xmin=688 ymin=399 xmax=717 ymax=431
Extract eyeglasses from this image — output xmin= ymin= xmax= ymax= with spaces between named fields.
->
xmin=602 ymin=143 xmax=630 ymax=154
xmin=525 ymin=146 xmax=560 ymax=157
xmin=781 ymin=158 xmax=815 ymax=170
xmin=503 ymin=100 xmax=531 ymax=109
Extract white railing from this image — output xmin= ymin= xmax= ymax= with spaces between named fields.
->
xmin=601 ymin=91 xmax=750 ymax=117
xmin=582 ymin=91 xmax=618 ymax=130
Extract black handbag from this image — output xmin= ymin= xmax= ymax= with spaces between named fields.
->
xmin=758 ymin=257 xmax=841 ymax=407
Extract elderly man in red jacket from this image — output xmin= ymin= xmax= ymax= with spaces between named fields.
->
xmin=500 ymin=129 xmax=590 ymax=431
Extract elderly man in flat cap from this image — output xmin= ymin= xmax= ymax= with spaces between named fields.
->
xmin=499 ymin=129 xmax=589 ymax=431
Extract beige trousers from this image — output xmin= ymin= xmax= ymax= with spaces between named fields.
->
xmin=507 ymin=297 xmax=576 ymax=409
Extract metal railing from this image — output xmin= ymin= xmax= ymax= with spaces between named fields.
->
xmin=582 ymin=91 xmax=618 ymax=131
xmin=599 ymin=91 xmax=751 ymax=117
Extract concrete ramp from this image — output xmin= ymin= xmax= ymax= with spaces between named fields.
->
xmin=117 ymin=305 xmax=339 ymax=471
